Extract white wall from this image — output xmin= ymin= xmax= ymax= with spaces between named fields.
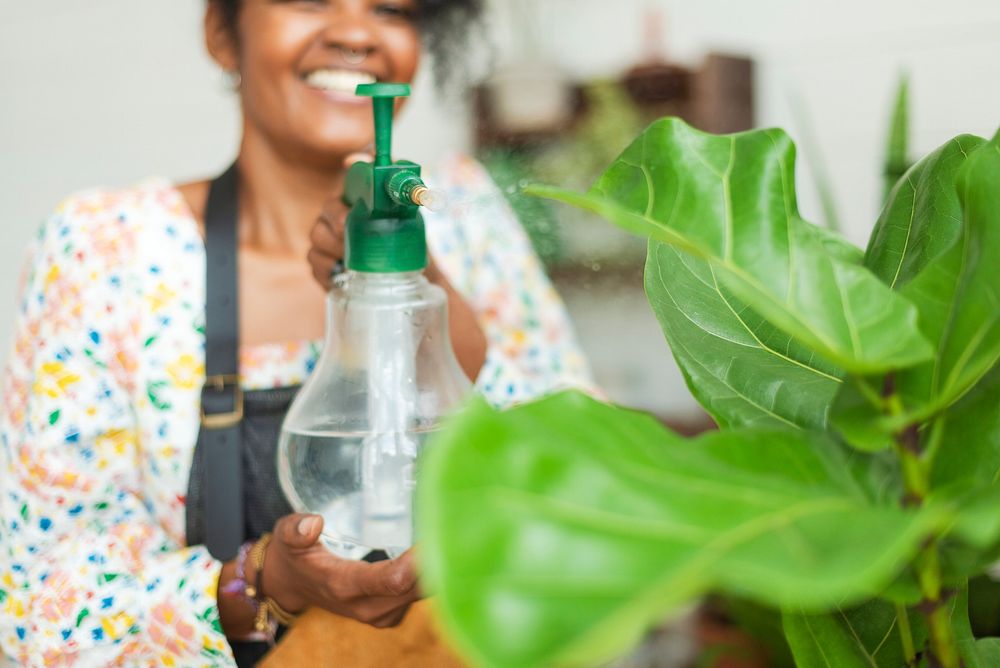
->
xmin=2 ymin=0 xmax=999 ymax=362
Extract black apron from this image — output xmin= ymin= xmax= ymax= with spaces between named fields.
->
xmin=184 ymin=164 xmax=296 ymax=666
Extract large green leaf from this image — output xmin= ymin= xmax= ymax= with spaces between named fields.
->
xmin=529 ymin=118 xmax=933 ymax=375
xmin=932 ymin=132 xmax=1000 ymax=413
xmin=418 ymin=392 xmax=943 ymax=668
xmin=645 ymin=242 xmax=842 ymax=431
xmin=830 ymin=134 xmax=991 ymax=451
xmin=783 ymin=599 xmax=923 ymax=667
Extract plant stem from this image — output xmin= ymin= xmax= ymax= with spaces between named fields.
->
xmin=915 ymin=542 xmax=961 ymax=668
xmin=895 ymin=602 xmax=916 ymax=667
xmin=881 ymin=376 xmax=961 ymax=668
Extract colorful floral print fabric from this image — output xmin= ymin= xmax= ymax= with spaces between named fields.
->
xmin=0 ymin=155 xmax=593 ymax=666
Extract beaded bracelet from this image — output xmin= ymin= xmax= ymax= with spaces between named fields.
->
xmin=221 ymin=540 xmax=273 ymax=643
xmin=221 ymin=541 xmax=257 ymax=607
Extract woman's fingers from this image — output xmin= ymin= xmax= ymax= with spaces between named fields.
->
xmin=307 ymin=248 xmax=336 ymax=291
xmin=331 ymin=552 xmax=418 ymax=600
xmin=310 ymin=211 xmax=343 ymax=254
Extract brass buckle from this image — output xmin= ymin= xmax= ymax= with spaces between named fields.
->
xmin=200 ymin=374 xmax=244 ymax=430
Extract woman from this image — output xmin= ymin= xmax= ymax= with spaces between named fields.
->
xmin=0 ymin=0 xmax=591 ymax=665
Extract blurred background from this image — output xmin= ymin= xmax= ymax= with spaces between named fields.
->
xmin=2 ymin=0 xmax=999 ymax=427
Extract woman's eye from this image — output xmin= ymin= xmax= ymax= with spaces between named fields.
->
xmin=373 ymin=3 xmax=416 ymax=20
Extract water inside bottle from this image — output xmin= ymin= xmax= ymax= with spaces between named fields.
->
xmin=278 ymin=428 xmax=431 ymax=560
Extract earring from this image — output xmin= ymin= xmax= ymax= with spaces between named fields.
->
xmin=221 ymin=69 xmax=242 ymax=91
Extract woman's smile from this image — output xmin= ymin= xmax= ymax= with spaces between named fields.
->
xmin=301 ymin=67 xmax=378 ymax=104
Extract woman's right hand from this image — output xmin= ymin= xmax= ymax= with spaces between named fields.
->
xmin=260 ymin=513 xmax=420 ymax=628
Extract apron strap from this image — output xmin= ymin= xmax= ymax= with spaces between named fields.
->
xmin=201 ymin=162 xmax=244 ymax=561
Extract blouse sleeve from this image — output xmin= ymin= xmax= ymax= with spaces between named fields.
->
xmin=425 ymin=155 xmax=596 ymax=407
xmin=0 ymin=202 xmax=231 ymax=666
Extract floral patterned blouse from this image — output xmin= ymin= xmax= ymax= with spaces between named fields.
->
xmin=0 ymin=155 xmax=593 ymax=666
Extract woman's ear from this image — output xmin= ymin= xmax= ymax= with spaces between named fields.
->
xmin=204 ymin=1 xmax=239 ymax=72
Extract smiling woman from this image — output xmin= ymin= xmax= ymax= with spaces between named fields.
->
xmin=0 ymin=0 xmax=594 ymax=665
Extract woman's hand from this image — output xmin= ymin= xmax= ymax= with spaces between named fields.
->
xmin=307 ymin=195 xmax=348 ymax=292
xmin=261 ymin=513 xmax=420 ymax=628
xmin=306 ymin=162 xmax=488 ymax=380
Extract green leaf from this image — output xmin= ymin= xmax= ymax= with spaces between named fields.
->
xmin=530 ymin=118 xmax=933 ymax=375
xmin=418 ymin=392 xmax=943 ymax=668
xmin=932 ymin=364 xmax=1000 ymax=490
xmin=867 ymin=135 xmax=985 ymax=294
xmin=952 ymin=587 xmax=998 ymax=668
xmin=645 ymin=242 xmax=842 ymax=430
xmin=932 ymin=132 xmax=1000 ymax=411
xmin=783 ymin=599 xmax=922 ymax=667
xmin=970 ymin=639 xmax=1000 ymax=665
xmin=830 ymin=134 xmax=990 ymax=451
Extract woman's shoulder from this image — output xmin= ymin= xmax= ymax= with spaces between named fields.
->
xmin=49 ymin=178 xmax=192 ymax=232
xmin=35 ymin=178 xmax=200 ymax=267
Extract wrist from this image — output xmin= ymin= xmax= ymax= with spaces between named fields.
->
xmin=258 ymin=540 xmax=307 ymax=614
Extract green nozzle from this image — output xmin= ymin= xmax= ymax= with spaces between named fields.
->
xmin=342 ymin=82 xmax=429 ymax=273
xmin=355 ymin=83 xmax=410 ymax=167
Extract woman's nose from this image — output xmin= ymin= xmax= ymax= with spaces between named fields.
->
xmin=319 ymin=6 xmax=378 ymax=57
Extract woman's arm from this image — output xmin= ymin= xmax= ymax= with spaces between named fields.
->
xmin=425 ymin=155 xmax=597 ymax=407
xmin=425 ymin=257 xmax=487 ymax=381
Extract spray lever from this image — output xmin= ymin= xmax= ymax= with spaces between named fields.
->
xmin=342 ymin=83 xmax=444 ymax=273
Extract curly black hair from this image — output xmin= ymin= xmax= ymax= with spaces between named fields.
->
xmin=209 ymin=0 xmax=483 ymax=85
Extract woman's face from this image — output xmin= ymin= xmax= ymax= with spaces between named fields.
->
xmin=225 ymin=0 xmax=421 ymax=164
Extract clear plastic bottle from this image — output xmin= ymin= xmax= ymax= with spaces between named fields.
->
xmin=277 ymin=271 xmax=471 ymax=559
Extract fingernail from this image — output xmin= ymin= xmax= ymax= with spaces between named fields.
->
xmin=298 ymin=516 xmax=319 ymax=536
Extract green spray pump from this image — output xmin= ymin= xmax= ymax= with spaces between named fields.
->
xmin=277 ymin=83 xmax=471 ymax=560
xmin=341 ymin=83 xmax=445 ymax=273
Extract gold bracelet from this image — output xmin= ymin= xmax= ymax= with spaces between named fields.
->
xmin=248 ymin=533 xmax=299 ymax=633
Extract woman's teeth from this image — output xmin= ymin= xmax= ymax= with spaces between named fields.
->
xmin=304 ymin=69 xmax=377 ymax=94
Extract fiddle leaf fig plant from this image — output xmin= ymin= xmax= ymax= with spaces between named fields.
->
xmin=417 ymin=118 xmax=1000 ymax=668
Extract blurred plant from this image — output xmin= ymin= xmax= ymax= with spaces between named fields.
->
xmin=419 ymin=117 xmax=1000 ymax=667
xmin=788 ymin=72 xmax=913 ymax=233
xmin=480 ymin=81 xmax=647 ymax=269
xmin=884 ymin=73 xmax=912 ymax=203
xmin=787 ymin=89 xmax=842 ymax=232
xmin=479 ymin=148 xmax=563 ymax=265
xmin=533 ymin=80 xmax=646 ymax=190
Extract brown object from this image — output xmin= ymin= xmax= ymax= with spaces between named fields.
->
xmin=691 ymin=54 xmax=755 ymax=134
xmin=259 ymin=601 xmax=466 ymax=668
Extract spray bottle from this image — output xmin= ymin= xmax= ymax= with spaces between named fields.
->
xmin=277 ymin=83 xmax=470 ymax=560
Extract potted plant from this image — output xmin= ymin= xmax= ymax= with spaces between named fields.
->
xmin=417 ymin=117 xmax=1000 ymax=667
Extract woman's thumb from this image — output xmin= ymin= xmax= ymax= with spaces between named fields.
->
xmin=276 ymin=513 xmax=324 ymax=548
